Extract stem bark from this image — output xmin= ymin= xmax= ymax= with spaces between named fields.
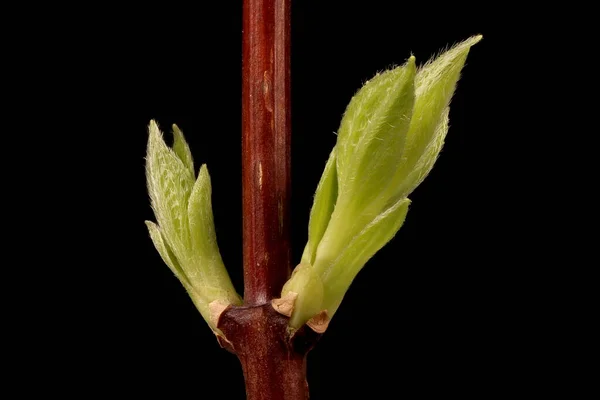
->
xmin=216 ymin=2 xmax=319 ymax=399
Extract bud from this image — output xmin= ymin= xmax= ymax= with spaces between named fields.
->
xmin=278 ymin=36 xmax=482 ymax=330
xmin=145 ymin=121 xmax=242 ymax=332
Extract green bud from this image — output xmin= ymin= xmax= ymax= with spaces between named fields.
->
xmin=145 ymin=120 xmax=241 ymax=332
xmin=280 ymin=36 xmax=481 ymax=330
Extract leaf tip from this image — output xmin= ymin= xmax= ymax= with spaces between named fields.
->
xmin=198 ymin=163 xmax=210 ymax=180
xmin=144 ymin=220 xmax=157 ymax=232
xmin=148 ymin=119 xmax=160 ymax=134
xmin=405 ymin=55 xmax=417 ymax=74
xmin=147 ymin=119 xmax=164 ymax=148
xmin=172 ymin=124 xmax=183 ymax=141
xmin=461 ymin=34 xmax=483 ymax=50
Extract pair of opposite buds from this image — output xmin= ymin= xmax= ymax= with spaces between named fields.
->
xmin=146 ymin=35 xmax=481 ymax=336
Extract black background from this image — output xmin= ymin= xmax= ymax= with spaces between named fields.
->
xmin=29 ymin=1 xmax=539 ymax=398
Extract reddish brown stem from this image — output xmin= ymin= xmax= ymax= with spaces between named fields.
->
xmin=242 ymin=0 xmax=291 ymax=304
xmin=217 ymin=304 xmax=319 ymax=400
xmin=218 ymin=1 xmax=319 ymax=399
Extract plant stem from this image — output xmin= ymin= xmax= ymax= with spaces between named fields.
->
xmin=218 ymin=304 xmax=317 ymax=400
xmin=241 ymin=0 xmax=292 ymax=305
xmin=216 ymin=1 xmax=319 ymax=399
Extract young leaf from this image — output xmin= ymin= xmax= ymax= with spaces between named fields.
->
xmin=187 ymin=164 xmax=240 ymax=303
xmin=385 ymin=35 xmax=481 ymax=203
xmin=336 ymin=56 xmax=416 ymax=211
xmin=146 ymin=120 xmax=195 ymax=263
xmin=188 ymin=164 xmax=219 ymax=263
xmin=394 ymin=107 xmax=450 ymax=201
xmin=320 ymin=198 xmax=411 ymax=317
xmin=145 ymin=220 xmax=191 ymax=288
xmin=307 ymin=58 xmax=416 ymax=269
xmin=146 ymin=220 xmax=215 ymax=328
xmin=302 ymin=149 xmax=338 ymax=265
xmin=172 ymin=124 xmax=195 ymax=177
xmin=335 ymin=67 xmax=394 ymax=184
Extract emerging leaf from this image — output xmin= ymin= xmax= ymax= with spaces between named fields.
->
xmin=385 ymin=35 xmax=481 ymax=204
xmin=302 ymin=149 xmax=338 ymax=265
xmin=145 ymin=120 xmax=241 ymax=332
xmin=396 ymin=107 xmax=450 ymax=199
xmin=320 ymin=198 xmax=410 ymax=317
xmin=279 ymin=36 xmax=481 ymax=331
xmin=336 ymin=56 xmax=416 ymax=213
xmin=172 ymin=124 xmax=195 ymax=177
xmin=145 ymin=220 xmax=191 ymax=288
xmin=187 ymin=164 xmax=241 ymax=305
xmin=146 ymin=120 xmax=195 ymax=263
xmin=188 ymin=164 xmax=219 ymax=263
xmin=146 ymin=220 xmax=212 ymax=324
